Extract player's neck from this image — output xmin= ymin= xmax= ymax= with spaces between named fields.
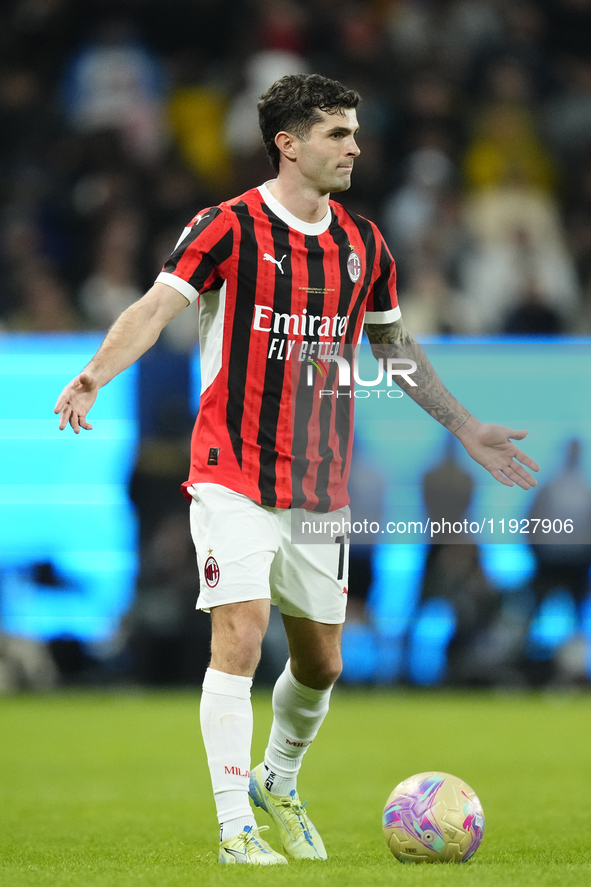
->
xmin=266 ymin=177 xmax=330 ymax=225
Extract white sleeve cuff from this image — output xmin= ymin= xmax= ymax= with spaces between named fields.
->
xmin=364 ymin=306 xmax=401 ymax=324
xmin=156 ymin=271 xmax=199 ymax=304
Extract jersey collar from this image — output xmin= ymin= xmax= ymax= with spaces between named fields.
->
xmin=258 ymin=182 xmax=332 ymax=236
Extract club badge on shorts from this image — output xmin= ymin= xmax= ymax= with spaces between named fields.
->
xmin=347 ymin=249 xmax=361 ymax=282
xmin=204 ymin=555 xmax=220 ymax=587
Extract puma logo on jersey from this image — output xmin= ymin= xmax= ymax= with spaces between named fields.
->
xmin=263 ymin=253 xmax=287 ymax=274
xmin=195 ymin=213 xmax=210 ymax=225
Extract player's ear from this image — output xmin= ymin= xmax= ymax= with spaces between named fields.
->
xmin=275 ymin=131 xmax=297 ymax=164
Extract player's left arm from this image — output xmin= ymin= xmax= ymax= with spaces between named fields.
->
xmin=363 ymin=318 xmax=540 ymax=490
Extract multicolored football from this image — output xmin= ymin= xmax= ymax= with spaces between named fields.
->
xmin=383 ymin=771 xmax=485 ymax=863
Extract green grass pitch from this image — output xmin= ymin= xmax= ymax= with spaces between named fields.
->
xmin=1 ymin=689 xmax=591 ymax=886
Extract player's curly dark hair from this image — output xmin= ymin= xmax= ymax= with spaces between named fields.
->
xmin=257 ymin=73 xmax=360 ymax=173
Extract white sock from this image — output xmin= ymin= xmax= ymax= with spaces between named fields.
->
xmin=219 ymin=815 xmax=254 ymax=842
xmin=263 ymin=661 xmax=333 ymax=796
xmin=200 ymin=668 xmax=257 ymax=840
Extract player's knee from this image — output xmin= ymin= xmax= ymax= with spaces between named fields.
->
xmin=321 ymin=655 xmax=342 ymax=686
xmin=210 ymin=637 xmax=263 ymax=675
xmin=295 ymin=653 xmax=342 ymax=689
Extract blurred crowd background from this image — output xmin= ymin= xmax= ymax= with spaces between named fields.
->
xmin=2 ymin=0 xmax=591 ymax=691
xmin=3 ymin=0 xmax=591 ymax=339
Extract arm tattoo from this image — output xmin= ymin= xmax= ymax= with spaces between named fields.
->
xmin=364 ymin=319 xmax=471 ymax=434
xmin=364 ymin=319 xmax=415 ymax=347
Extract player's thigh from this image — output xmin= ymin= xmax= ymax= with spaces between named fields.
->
xmin=189 ymin=483 xmax=280 ymax=609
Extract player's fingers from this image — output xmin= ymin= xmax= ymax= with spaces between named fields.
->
xmin=68 ymin=410 xmax=81 ymax=434
xmin=54 ymin=390 xmax=70 ymax=413
xmin=513 ymin=449 xmax=540 ymax=472
xmin=503 ymin=462 xmax=537 ymax=490
xmin=58 ymin=408 xmax=71 ymax=431
xmin=79 ymin=417 xmax=93 ymax=431
xmin=491 ymin=468 xmax=513 ymax=487
xmin=509 ymin=474 xmax=535 ymax=491
xmin=507 ymin=428 xmax=528 ymax=441
xmin=504 ymin=452 xmax=539 ymax=486
xmin=515 ymin=468 xmax=537 ymax=488
xmin=55 ymin=386 xmax=76 ymax=415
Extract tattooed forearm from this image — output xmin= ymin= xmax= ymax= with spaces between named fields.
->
xmin=364 ymin=320 xmax=416 ymax=347
xmin=364 ymin=318 xmax=472 ymax=434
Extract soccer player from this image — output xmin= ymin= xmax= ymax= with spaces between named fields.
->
xmin=55 ymin=74 xmax=539 ymax=865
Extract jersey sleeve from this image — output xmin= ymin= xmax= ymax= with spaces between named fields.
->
xmin=155 ymin=207 xmax=234 ymax=304
xmin=364 ymin=228 xmax=401 ymax=324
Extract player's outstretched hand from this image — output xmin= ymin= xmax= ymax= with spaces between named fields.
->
xmin=458 ymin=423 xmax=540 ymax=490
xmin=54 ymin=371 xmax=99 ymax=433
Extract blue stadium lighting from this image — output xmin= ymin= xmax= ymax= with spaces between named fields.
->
xmin=527 ymin=589 xmax=578 ymax=660
xmin=0 ymin=334 xmax=138 ymax=643
xmin=409 ymin=597 xmax=457 ymax=686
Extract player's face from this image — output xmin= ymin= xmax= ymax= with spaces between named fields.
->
xmin=294 ymin=108 xmax=360 ymax=194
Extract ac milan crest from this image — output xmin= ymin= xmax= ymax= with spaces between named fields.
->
xmin=204 ymin=555 xmax=220 ymax=587
xmin=347 ymin=250 xmax=362 ymax=282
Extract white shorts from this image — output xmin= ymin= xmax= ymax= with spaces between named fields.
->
xmin=189 ymin=482 xmax=350 ymax=624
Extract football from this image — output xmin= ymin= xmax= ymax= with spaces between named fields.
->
xmin=382 ymin=771 xmax=485 ymax=863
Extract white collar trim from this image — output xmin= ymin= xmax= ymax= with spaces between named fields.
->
xmin=258 ymin=182 xmax=332 ymax=235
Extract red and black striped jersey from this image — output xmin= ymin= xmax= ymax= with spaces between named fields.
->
xmin=157 ymin=184 xmax=400 ymax=513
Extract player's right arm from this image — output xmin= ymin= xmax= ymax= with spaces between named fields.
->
xmin=54 ymin=282 xmax=189 ymax=433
